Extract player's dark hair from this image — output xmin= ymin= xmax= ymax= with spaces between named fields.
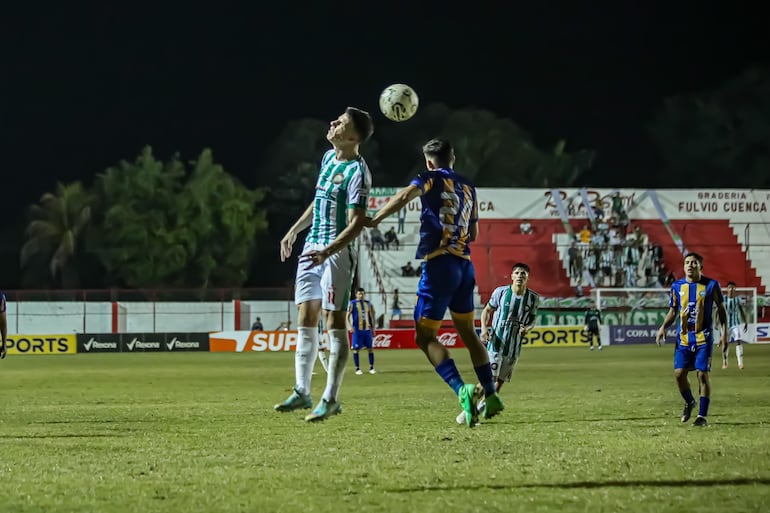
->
xmin=684 ymin=252 xmax=704 ymax=265
xmin=512 ymin=263 xmax=530 ymax=273
xmin=356 ymin=287 xmax=365 ymax=293
xmin=727 ymin=281 xmax=736 ymax=287
xmin=422 ymin=138 xmax=454 ymax=168
xmin=346 ymin=107 xmax=374 ymax=143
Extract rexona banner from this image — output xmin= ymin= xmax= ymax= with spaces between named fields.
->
xmin=209 ymin=329 xmax=466 ymax=352
xmin=76 ymin=333 xmax=210 ymax=353
xmin=5 ymin=334 xmax=77 ymax=355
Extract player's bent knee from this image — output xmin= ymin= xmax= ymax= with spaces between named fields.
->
xmin=416 ymin=317 xmax=442 ymax=331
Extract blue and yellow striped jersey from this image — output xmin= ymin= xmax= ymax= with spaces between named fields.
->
xmin=669 ymin=277 xmax=722 ymax=346
xmin=348 ymin=299 xmax=373 ymax=332
xmin=410 ymin=168 xmax=478 ymax=260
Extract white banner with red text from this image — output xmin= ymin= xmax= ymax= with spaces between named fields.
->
xmin=368 ymin=188 xmax=770 ymax=222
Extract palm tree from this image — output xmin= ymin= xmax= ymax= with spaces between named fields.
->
xmin=20 ymin=181 xmax=93 ymax=288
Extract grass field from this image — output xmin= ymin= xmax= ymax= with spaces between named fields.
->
xmin=1 ymin=345 xmax=769 ymax=513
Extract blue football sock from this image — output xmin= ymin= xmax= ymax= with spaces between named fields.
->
xmin=368 ymin=351 xmax=374 ymax=369
xmin=435 ymin=359 xmax=464 ymax=395
xmin=699 ymin=397 xmax=710 ymax=417
xmin=474 ymin=363 xmax=497 ymax=397
xmin=353 ymin=352 xmax=360 ymax=369
xmin=680 ymin=389 xmax=695 ymax=404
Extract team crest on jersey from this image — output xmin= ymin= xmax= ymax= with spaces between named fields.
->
xmin=332 ymin=173 xmax=344 ymax=185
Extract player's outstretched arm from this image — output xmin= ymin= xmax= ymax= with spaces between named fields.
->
xmin=369 ymin=185 xmax=422 ymax=227
xmin=280 ymin=201 xmax=314 ymax=262
xmin=738 ymin=301 xmax=749 ymax=331
xmin=714 ymin=290 xmax=729 ymax=351
xmin=656 ymin=307 xmax=677 ymax=346
xmin=300 ymin=207 xmax=369 ymax=268
xmin=480 ymin=303 xmax=495 ymax=342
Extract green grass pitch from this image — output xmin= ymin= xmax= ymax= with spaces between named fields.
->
xmin=1 ymin=345 xmax=768 ymax=513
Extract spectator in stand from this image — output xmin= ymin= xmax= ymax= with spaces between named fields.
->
xmin=384 ymin=227 xmax=400 ymax=249
xmin=568 ymin=242 xmax=579 ymax=280
xmin=401 ymin=261 xmax=417 ymax=277
xmin=520 ymin=219 xmax=533 ymax=235
xmin=370 ymin=227 xmax=386 ymax=250
xmin=611 ymin=192 xmax=624 ymax=218
xmin=593 ymin=198 xmax=605 ymax=221
xmin=397 ymin=206 xmax=407 ymax=234
xmin=578 ymin=224 xmax=591 ymax=245
xmin=251 ymin=317 xmax=264 ymax=330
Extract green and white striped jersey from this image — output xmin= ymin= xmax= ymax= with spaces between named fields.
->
xmin=724 ymin=296 xmax=744 ymax=329
xmin=306 ymin=149 xmax=372 ymax=246
xmin=487 ymin=286 xmax=540 ymax=358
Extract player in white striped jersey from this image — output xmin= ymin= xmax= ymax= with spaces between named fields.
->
xmin=456 ymin=263 xmax=539 ymax=425
xmin=274 ymin=107 xmax=374 ymax=422
xmin=722 ymin=281 xmax=748 ymax=369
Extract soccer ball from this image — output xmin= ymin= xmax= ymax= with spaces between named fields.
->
xmin=379 ymin=84 xmax=419 ymax=122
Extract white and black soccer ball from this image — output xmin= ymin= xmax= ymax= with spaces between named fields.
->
xmin=379 ymin=83 xmax=419 ymax=122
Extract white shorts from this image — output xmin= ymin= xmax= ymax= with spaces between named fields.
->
xmin=489 ymin=350 xmax=517 ymax=382
xmin=294 ymin=242 xmax=356 ymax=311
xmin=728 ymin=326 xmax=745 ymax=343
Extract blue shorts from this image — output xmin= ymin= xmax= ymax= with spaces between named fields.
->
xmin=674 ymin=342 xmax=713 ymax=372
xmin=414 ymin=254 xmax=476 ymax=322
xmin=351 ymin=331 xmax=373 ymax=350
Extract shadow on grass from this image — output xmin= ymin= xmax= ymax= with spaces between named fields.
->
xmin=0 ymin=433 xmax=127 ymax=439
xmin=493 ymin=415 xmax=665 ymax=425
xmin=388 ymin=477 xmax=770 ymax=493
xmin=33 ymin=419 xmax=159 ymax=425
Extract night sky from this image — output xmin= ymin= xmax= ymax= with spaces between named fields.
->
xmin=2 ymin=3 xmax=766 ymax=248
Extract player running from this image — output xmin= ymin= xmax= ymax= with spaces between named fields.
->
xmin=274 ymin=107 xmax=374 ymax=422
xmin=722 ymin=281 xmax=748 ymax=369
xmin=367 ymin=138 xmax=501 ymax=428
xmin=456 ymin=263 xmax=539 ymax=425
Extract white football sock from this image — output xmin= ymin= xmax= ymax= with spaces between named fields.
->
xmin=295 ymin=327 xmax=319 ymax=396
xmin=736 ymin=344 xmax=744 ymax=366
xmin=318 ymin=346 xmax=330 ymax=373
xmin=323 ymin=329 xmax=349 ymax=402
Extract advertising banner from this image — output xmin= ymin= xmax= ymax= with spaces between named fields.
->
xmin=611 ymin=324 xmax=770 ymax=345
xmin=521 ymin=326 xmax=599 ymax=347
xmin=368 ymin=187 xmax=770 ymax=222
xmin=75 ymin=333 xmax=210 ymax=353
xmin=209 ymin=329 xmax=466 ymax=352
xmin=76 ymin=333 xmax=120 ymax=353
xmin=609 ymin=326 xmax=676 ymax=345
xmin=5 ymin=334 xmax=77 ymax=355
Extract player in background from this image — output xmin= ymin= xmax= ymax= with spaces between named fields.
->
xmin=347 ymin=287 xmax=376 ymax=374
xmin=367 ymin=138 xmax=501 ymax=428
xmin=1 ymin=291 xmax=7 ymax=359
xmin=722 ymin=281 xmax=748 ymax=369
xmin=656 ymin=252 xmax=727 ymax=428
xmin=456 ymin=263 xmax=539 ymax=425
xmin=584 ymin=301 xmax=603 ymax=350
xmin=274 ymin=107 xmax=374 ymax=422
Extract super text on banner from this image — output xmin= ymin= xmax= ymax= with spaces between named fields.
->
xmin=6 ymin=334 xmax=77 ymax=355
